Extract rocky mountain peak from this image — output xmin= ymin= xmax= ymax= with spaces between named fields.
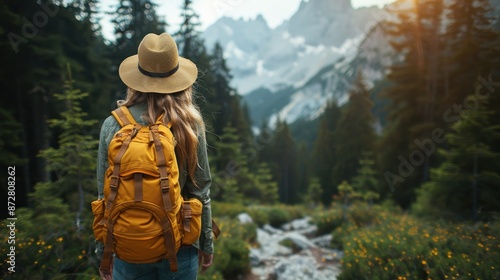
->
xmin=287 ymin=0 xmax=357 ymax=47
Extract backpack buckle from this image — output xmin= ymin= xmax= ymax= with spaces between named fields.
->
xmin=182 ymin=203 xmax=192 ymax=233
xmin=160 ymin=177 xmax=169 ymax=192
xmin=109 ymin=176 xmax=119 ymax=190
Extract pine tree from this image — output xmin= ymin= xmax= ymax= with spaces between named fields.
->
xmin=211 ymin=125 xmax=241 ymax=173
xmin=413 ymin=97 xmax=500 ymax=221
xmin=209 ymin=42 xmax=253 ymax=141
xmin=304 ymin=177 xmax=323 ymax=208
xmin=295 ymin=142 xmax=310 ymax=204
xmin=229 ymin=98 xmax=253 ymax=148
xmin=175 ymin=0 xmax=212 ymax=85
xmin=338 ymin=180 xmax=359 ymax=221
xmin=175 ymin=0 xmax=218 ymax=136
xmin=112 ymin=0 xmax=166 ymax=59
xmin=312 ymin=100 xmax=341 ymax=205
xmin=352 ymin=151 xmax=380 ymax=205
xmin=210 ymin=124 xmax=279 ymax=204
xmin=379 ymin=1 xmax=422 ymax=200
xmin=263 ymin=119 xmax=298 ymax=204
xmin=176 ymin=0 xmax=204 ymax=60
xmin=445 ymin=0 xmax=500 ymax=107
xmin=256 ymin=119 xmax=273 ymax=163
xmin=379 ymin=0 xmax=445 ymax=207
xmin=0 ymin=109 xmax=24 ymax=165
xmin=211 ymin=42 xmax=253 ymax=141
xmin=205 ymin=42 xmax=253 ymax=172
xmin=8 ymin=66 xmax=99 ymax=278
xmin=419 ymin=0 xmax=446 ymax=182
xmin=445 ymin=0 xmax=500 ymax=171
xmin=66 ymin=0 xmax=118 ymax=121
xmin=69 ymin=0 xmax=101 ymax=34
xmin=216 ymin=169 xmax=242 ymax=203
xmin=36 ymin=65 xmax=98 ymax=231
xmin=0 ymin=109 xmax=25 ymax=218
xmin=253 ymin=163 xmax=279 ymax=205
xmin=333 ymin=72 xmax=375 ymax=190
xmin=210 ymin=125 xmax=247 ymax=202
xmin=209 ymin=43 xmax=232 ymax=134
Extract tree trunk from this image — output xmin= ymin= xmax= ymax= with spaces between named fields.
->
xmin=471 ymin=149 xmax=479 ymax=222
xmin=16 ymin=78 xmax=31 ymax=207
xmin=76 ymin=176 xmax=84 ymax=233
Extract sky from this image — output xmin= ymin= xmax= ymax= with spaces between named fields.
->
xmin=100 ymin=0 xmax=396 ymax=41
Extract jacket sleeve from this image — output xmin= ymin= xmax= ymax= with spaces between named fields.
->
xmin=96 ymin=116 xmax=119 ymax=199
xmin=95 ymin=116 xmax=120 ymax=258
xmin=185 ymin=132 xmax=214 ymax=254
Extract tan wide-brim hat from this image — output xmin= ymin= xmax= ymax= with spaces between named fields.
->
xmin=119 ymin=33 xmax=198 ymax=94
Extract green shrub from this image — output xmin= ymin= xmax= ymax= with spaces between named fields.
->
xmin=211 ymin=202 xmax=247 ymax=218
xmin=279 ymin=238 xmax=301 ymax=253
xmin=331 ymin=224 xmax=356 ymax=250
xmin=246 ymin=204 xmax=305 ymax=228
xmin=197 ymin=269 xmax=224 ymax=280
xmin=212 ymin=238 xmax=230 ymax=277
xmin=247 ymin=207 xmax=270 ymax=226
xmin=267 ymin=205 xmax=292 ymax=227
xmin=1 ymin=208 xmax=97 ymax=279
xmin=283 ymin=204 xmax=307 ymax=220
xmin=209 ymin=217 xmax=255 ymax=279
xmin=241 ymin=222 xmax=257 ymax=244
xmin=348 ymin=202 xmax=380 ymax=227
xmin=312 ymin=205 xmax=344 ymax=235
xmin=222 ymin=239 xmax=250 ymax=278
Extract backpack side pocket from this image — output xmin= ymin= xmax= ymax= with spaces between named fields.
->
xmin=91 ymin=199 xmax=105 ymax=242
xmin=180 ymin=198 xmax=203 ymax=245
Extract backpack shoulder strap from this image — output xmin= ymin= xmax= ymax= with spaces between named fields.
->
xmin=111 ymin=106 xmax=137 ymax=127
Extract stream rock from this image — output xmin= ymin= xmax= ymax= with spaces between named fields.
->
xmin=238 ymin=212 xmax=254 ymax=224
xmin=250 ymin=228 xmax=292 ymax=266
xmin=312 ymin=234 xmax=333 ymax=248
xmin=281 ymin=216 xmax=313 ymax=231
xmin=272 ymin=251 xmax=340 ymax=280
xmin=282 ymin=216 xmax=318 ymax=238
xmin=249 ymin=216 xmax=342 ymax=280
xmin=263 ymin=224 xmax=284 ymax=235
xmin=280 ymin=232 xmax=317 ymax=250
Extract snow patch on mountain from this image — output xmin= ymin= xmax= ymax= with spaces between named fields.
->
xmin=269 ymin=83 xmax=328 ymax=126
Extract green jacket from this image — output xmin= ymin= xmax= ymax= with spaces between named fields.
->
xmin=96 ymin=103 xmax=214 ymax=254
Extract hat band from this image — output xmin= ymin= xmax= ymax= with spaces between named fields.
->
xmin=138 ymin=63 xmax=179 ymax=78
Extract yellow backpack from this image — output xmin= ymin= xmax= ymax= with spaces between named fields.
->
xmin=91 ymin=106 xmax=206 ymax=275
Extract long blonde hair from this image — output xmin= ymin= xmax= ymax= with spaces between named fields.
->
xmin=118 ymin=87 xmax=205 ymax=186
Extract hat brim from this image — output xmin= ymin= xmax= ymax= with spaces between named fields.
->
xmin=119 ymin=55 xmax=198 ymax=94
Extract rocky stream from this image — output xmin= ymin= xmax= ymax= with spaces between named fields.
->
xmin=238 ymin=214 xmax=343 ymax=280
